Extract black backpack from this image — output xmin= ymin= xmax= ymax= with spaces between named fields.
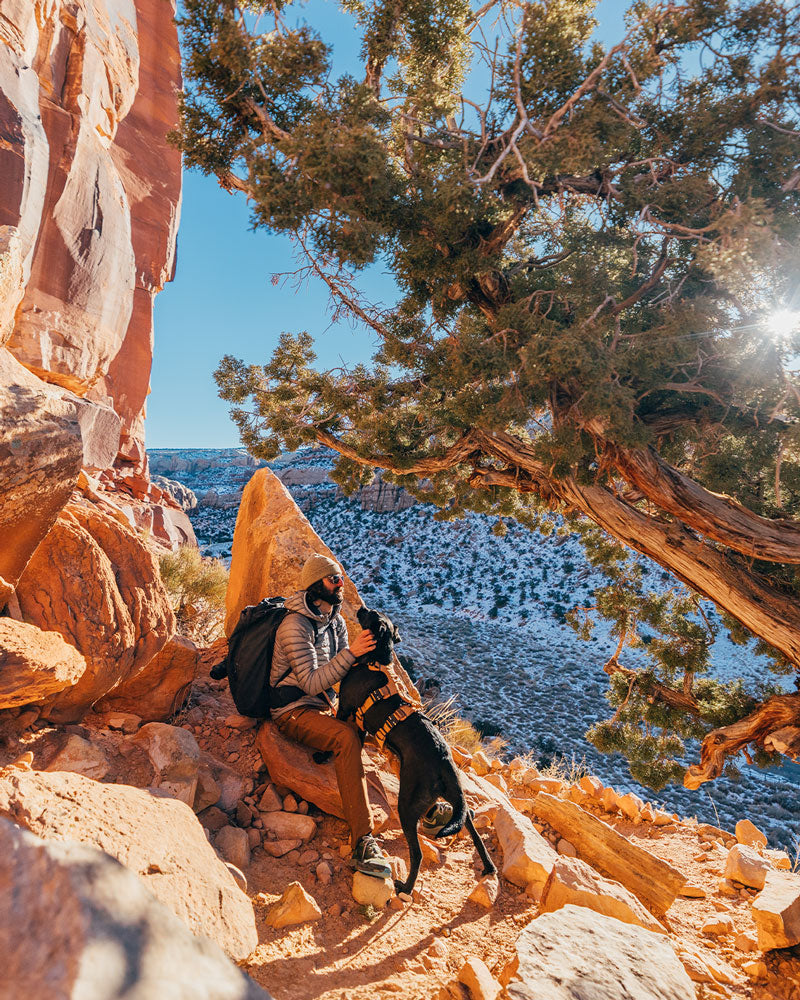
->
xmin=210 ymin=597 xmax=313 ymax=718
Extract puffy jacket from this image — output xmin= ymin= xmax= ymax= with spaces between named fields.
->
xmin=269 ymin=590 xmax=355 ymax=718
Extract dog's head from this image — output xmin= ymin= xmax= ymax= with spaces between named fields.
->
xmin=357 ymin=606 xmax=401 ymax=665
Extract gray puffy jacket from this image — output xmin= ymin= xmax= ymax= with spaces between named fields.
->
xmin=269 ymin=590 xmax=355 ymax=718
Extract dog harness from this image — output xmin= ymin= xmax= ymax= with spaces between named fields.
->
xmin=354 ymin=672 xmax=416 ymax=751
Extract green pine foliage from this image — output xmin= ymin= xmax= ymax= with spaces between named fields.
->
xmin=176 ymin=0 xmax=800 ymax=789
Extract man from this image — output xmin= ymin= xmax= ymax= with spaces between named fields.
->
xmin=270 ymin=553 xmax=392 ymax=878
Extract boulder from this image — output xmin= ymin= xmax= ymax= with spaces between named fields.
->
xmin=531 ymin=793 xmax=686 ymax=916
xmin=98 ymin=635 xmax=198 ymax=721
xmin=352 ymin=871 xmax=394 ymax=908
xmin=0 ymin=619 xmax=86 ymax=709
xmin=134 ymin=722 xmax=201 ymax=806
xmin=0 ymin=818 xmax=270 ymax=999
xmin=16 ymin=501 xmax=175 ymax=721
xmin=0 ymin=769 xmax=257 ymax=960
xmin=735 ymin=819 xmax=768 ymax=849
xmin=255 ymin=721 xmax=399 ymax=828
xmin=265 ymin=882 xmax=322 ymax=928
xmin=539 ymin=857 xmax=665 ymax=934
xmin=752 ymin=871 xmax=800 ymax=951
xmin=224 ymin=468 xmax=417 ymax=701
xmin=724 ymin=844 xmax=771 ymax=890
xmin=45 ymin=734 xmax=109 ymax=781
xmin=493 ymin=804 xmax=557 ymax=889
xmin=507 ymin=905 xmax=695 ymax=999
xmin=201 ymin=752 xmax=249 ymax=811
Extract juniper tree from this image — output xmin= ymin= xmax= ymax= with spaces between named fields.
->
xmin=177 ymin=0 xmax=800 ymax=789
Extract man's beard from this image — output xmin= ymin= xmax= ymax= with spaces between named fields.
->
xmin=308 ymin=580 xmax=343 ymax=609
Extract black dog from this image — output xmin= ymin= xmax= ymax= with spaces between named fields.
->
xmin=336 ymin=606 xmax=496 ymax=895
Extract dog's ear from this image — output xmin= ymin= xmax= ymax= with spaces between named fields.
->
xmin=392 ymin=624 xmax=401 ymax=643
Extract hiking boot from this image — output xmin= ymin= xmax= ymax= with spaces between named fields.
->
xmin=350 ymin=834 xmax=392 ymax=879
xmin=421 ymin=800 xmax=453 ymax=835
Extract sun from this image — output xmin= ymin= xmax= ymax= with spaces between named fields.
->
xmin=766 ymin=309 xmax=800 ymax=340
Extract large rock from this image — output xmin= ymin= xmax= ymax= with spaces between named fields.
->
xmin=98 ymin=635 xmax=198 ymax=721
xmin=0 ymin=0 xmax=181 ymax=472
xmin=255 ymin=721 xmax=399 ymax=829
xmin=507 ymin=904 xmax=695 ymax=999
xmin=15 ymin=500 xmax=175 ymax=720
xmin=0 ymin=818 xmax=270 ymax=999
xmin=539 ymin=857 xmax=665 ymax=934
xmin=0 ymin=619 xmax=86 ymax=709
xmin=531 ymin=793 xmax=686 ymax=916
xmin=752 ymin=871 xmax=800 ymax=951
xmin=225 ymin=467 xmax=365 ymax=636
xmin=0 ymin=769 xmax=257 ymax=960
xmin=0 ymin=350 xmax=82 ymax=605
xmin=493 ymin=804 xmax=557 ymax=889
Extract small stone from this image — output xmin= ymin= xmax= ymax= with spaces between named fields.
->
xmin=224 ymin=713 xmax=257 ymax=730
xmin=725 ymin=844 xmax=771 ymax=890
xmin=262 ymin=839 xmax=302 ymax=858
xmin=197 ymin=806 xmax=228 ymax=832
xmin=556 ymin=838 xmax=577 ymax=857
xmin=680 ymin=884 xmax=707 ymax=898
xmin=104 ymin=712 xmax=141 ymax=733
xmin=227 ymin=752 xmax=239 ymax=763
xmin=735 ymin=819 xmax=768 ymax=849
xmin=316 ymin=862 xmax=332 ymax=885
xmin=472 ymin=751 xmax=490 ymax=776
xmin=297 ymin=800 xmax=309 ymax=815
xmin=215 ymin=826 xmax=250 ymax=871
xmin=299 ymin=849 xmax=319 ymax=865
xmin=258 ymin=785 xmax=283 ymax=813
xmin=389 ymin=896 xmax=405 ymax=910
xmin=457 ymin=956 xmax=502 ymax=1000
xmin=352 ymin=871 xmax=393 ymax=907
xmin=328 ymin=902 xmax=345 ymax=917
xmin=247 ymin=828 xmax=261 ymax=849
xmin=742 ymin=960 xmax=768 ymax=980
xmin=468 ymin=875 xmax=500 ymax=908
xmin=265 ymin=881 xmax=322 ymax=928
xmin=617 ymin=793 xmax=641 ymax=821
xmin=734 ymin=932 xmax=758 ymax=953
xmin=419 ymin=836 xmax=441 ymax=864
xmin=718 ymin=879 xmax=739 ymax=897
xmin=283 ymin=794 xmax=298 ymax=812
xmin=389 ymin=856 xmax=408 ymax=883
xmin=702 ymin=915 xmax=735 ymax=937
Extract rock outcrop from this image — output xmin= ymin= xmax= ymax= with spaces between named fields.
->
xmin=0 ymin=769 xmax=258 ymax=961
xmin=15 ymin=500 xmax=175 ymax=720
xmin=97 ymin=634 xmax=197 ymax=722
xmin=0 ymin=620 xmax=86 ymax=710
xmin=0 ymin=818 xmax=271 ymax=1000
xmin=0 ymin=0 xmax=181 ymax=474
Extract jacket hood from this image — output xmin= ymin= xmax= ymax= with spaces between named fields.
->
xmin=284 ymin=589 xmax=336 ymax=625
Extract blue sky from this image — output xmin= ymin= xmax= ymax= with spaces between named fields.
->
xmin=148 ymin=0 xmax=630 ymax=448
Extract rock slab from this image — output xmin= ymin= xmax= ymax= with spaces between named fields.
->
xmin=507 ymin=904 xmax=695 ymax=1000
xmin=0 ymin=769 xmax=257 ymax=961
xmin=752 ymin=871 xmax=800 ymax=951
xmin=0 ymin=818 xmax=270 ymax=1000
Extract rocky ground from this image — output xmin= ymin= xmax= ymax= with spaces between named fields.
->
xmin=3 ymin=648 xmax=799 ymax=1000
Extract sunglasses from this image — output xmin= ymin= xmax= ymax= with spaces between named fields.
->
xmin=325 ymin=574 xmax=344 ymax=585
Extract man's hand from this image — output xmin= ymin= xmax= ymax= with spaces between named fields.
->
xmin=349 ymin=629 xmax=377 ymax=658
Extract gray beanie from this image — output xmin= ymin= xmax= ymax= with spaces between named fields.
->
xmin=299 ymin=553 xmax=343 ymax=591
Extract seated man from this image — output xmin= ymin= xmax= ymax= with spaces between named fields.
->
xmin=270 ymin=553 xmax=391 ymax=878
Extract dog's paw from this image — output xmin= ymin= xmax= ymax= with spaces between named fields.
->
xmin=394 ymin=880 xmax=411 ymax=896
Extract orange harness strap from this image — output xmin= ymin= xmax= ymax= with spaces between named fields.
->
xmin=353 ymin=663 xmax=416 ymax=750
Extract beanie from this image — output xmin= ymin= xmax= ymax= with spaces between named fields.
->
xmin=299 ymin=553 xmax=343 ymax=591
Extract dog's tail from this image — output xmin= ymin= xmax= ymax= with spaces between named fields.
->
xmin=436 ymin=773 xmax=468 ymax=839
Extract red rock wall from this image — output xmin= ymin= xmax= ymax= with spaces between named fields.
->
xmin=0 ymin=0 xmax=182 ymax=473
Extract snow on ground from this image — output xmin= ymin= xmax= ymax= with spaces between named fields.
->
xmin=150 ymin=447 xmax=800 ymax=851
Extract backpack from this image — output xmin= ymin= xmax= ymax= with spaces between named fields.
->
xmin=210 ymin=597 xmax=316 ymax=718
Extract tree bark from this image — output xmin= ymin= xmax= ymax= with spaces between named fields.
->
xmin=684 ymin=694 xmax=800 ymax=788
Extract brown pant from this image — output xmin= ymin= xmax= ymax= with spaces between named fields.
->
xmin=273 ymin=706 xmax=371 ymax=845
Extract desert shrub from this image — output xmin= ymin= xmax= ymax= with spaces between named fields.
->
xmin=159 ymin=546 xmax=228 ymax=643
